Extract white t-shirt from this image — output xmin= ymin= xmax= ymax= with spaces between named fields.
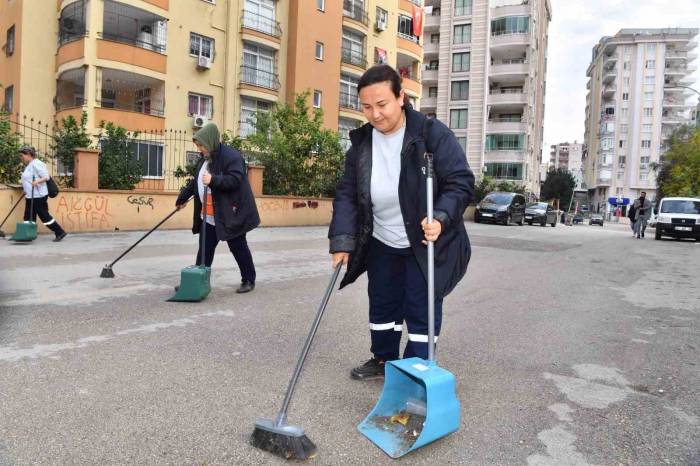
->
xmin=370 ymin=124 xmax=409 ymax=248
xmin=22 ymin=159 xmax=49 ymax=198
xmin=197 ymin=161 xmax=215 ymax=226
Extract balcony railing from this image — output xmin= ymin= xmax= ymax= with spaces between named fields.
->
xmin=341 ymin=47 xmax=367 ymax=68
xmin=96 ymin=99 xmax=165 ymax=117
xmin=98 ymin=31 xmax=166 ymax=54
xmin=489 ymin=116 xmax=524 ymax=122
xmin=55 ymin=97 xmax=87 ymax=111
xmin=240 ymin=65 xmax=280 ymax=90
xmin=342 ymin=1 xmax=369 ymax=26
xmin=493 ymin=58 xmax=528 ymax=65
xmin=339 ymin=91 xmax=361 ymax=111
xmin=398 ymin=32 xmax=420 ymax=43
xmin=242 ymin=10 xmax=282 ymax=38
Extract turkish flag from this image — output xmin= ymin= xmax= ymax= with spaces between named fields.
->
xmin=412 ymin=5 xmax=423 ymax=37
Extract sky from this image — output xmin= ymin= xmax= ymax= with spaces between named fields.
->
xmin=542 ymin=0 xmax=700 ymax=155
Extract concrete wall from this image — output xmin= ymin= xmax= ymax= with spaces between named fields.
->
xmin=0 ymin=187 xmax=332 ymax=235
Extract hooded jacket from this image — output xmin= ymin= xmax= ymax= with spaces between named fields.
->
xmin=177 ymin=123 xmax=260 ymax=241
xmin=328 ymin=105 xmax=475 ymax=299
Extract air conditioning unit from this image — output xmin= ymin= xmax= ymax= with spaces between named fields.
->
xmin=192 ymin=115 xmax=208 ymax=128
xmin=375 ymin=18 xmax=388 ymax=32
xmin=197 ymin=55 xmax=212 ymax=70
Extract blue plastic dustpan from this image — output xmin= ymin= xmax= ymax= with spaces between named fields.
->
xmin=357 ymin=358 xmax=460 ymax=458
xmin=357 ymin=153 xmax=460 ymax=458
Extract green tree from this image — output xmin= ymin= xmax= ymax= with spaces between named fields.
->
xmin=98 ymin=123 xmax=143 ymax=190
xmin=654 ymin=125 xmax=700 ymax=198
xmin=540 ymin=168 xmax=576 ymax=210
xmin=474 ymin=176 xmax=527 ymax=203
xmin=244 ymin=91 xmax=345 ymax=197
xmin=0 ymin=111 xmax=22 ymax=184
xmin=51 ymin=111 xmax=91 ymax=187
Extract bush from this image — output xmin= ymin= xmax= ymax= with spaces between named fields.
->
xmin=0 ymin=112 xmax=22 ymax=184
xmin=98 ymin=123 xmax=143 ymax=190
xmin=474 ymin=176 xmax=527 ymax=203
xmin=52 ymin=111 xmax=91 ymax=187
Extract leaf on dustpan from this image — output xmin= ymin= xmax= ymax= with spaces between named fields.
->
xmin=390 ymin=413 xmax=410 ymax=426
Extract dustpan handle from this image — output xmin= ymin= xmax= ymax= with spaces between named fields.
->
xmin=426 ymin=154 xmax=435 ymax=363
xmin=275 ymin=263 xmax=343 ymax=426
xmin=201 ymin=185 xmax=208 ymax=265
xmin=30 ymin=175 xmax=35 ymax=222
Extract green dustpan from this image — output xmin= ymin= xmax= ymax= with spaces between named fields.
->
xmin=168 ymin=185 xmax=212 ymax=303
xmin=9 ymin=221 xmax=37 ymax=242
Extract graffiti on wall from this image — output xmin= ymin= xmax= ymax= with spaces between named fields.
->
xmin=127 ymin=195 xmax=155 ymax=213
xmin=54 ymin=194 xmax=113 ymax=230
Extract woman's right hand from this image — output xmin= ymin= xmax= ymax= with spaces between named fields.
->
xmin=332 ymin=252 xmax=350 ymax=268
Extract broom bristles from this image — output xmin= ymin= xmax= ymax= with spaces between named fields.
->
xmin=250 ymin=426 xmax=317 ymax=460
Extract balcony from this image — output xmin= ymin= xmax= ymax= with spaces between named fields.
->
xmin=603 ymin=54 xmax=617 ymax=70
xmin=97 ymin=34 xmax=167 ymax=73
xmin=421 ymin=96 xmax=437 ymax=110
xmin=490 ymin=32 xmax=530 ymax=50
xmin=602 ymin=70 xmax=616 ymax=84
xmin=422 ymin=67 xmax=438 ymax=83
xmin=96 ymin=68 xmax=165 ymax=132
xmin=490 ymin=59 xmax=529 ymax=79
xmin=102 ymin=0 xmax=167 ymax=53
xmin=55 ymin=68 xmax=86 ymax=122
xmin=424 ymin=40 xmax=439 ymax=56
xmin=339 ymin=91 xmax=361 ymax=112
xmin=488 ymin=88 xmax=527 ymax=106
xmin=602 ymin=85 xmax=615 ymax=100
xmin=341 ymin=47 xmax=367 ymax=69
xmin=240 ymin=65 xmax=280 ymax=91
xmin=486 ymin=117 xmax=527 ymax=133
xmin=484 ymin=149 xmax=526 ymax=163
xmin=662 ymin=98 xmax=691 ymax=108
xmin=342 ymin=1 xmax=369 ymax=28
xmin=664 ymin=66 xmax=691 ymax=76
xmin=397 ymin=32 xmax=422 ymax=60
xmin=425 ymin=14 xmax=440 ymax=30
xmin=242 ymin=10 xmax=282 ymax=38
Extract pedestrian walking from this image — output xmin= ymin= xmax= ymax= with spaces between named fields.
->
xmin=632 ymin=191 xmax=652 ymax=239
xmin=328 ymin=65 xmax=475 ymax=380
xmin=175 ymin=123 xmax=260 ymax=293
xmin=19 ymin=146 xmax=66 ymax=242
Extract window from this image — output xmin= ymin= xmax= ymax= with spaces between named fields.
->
xmin=452 ymin=52 xmax=470 ymax=72
xmin=376 ymin=7 xmax=388 ymax=28
xmin=398 ymin=15 xmax=418 ymax=42
xmin=5 ymin=25 xmax=14 ymax=56
xmin=646 ymin=43 xmax=656 ymax=53
xmin=342 ymin=28 xmax=366 ymax=67
xmin=129 ymin=141 xmax=164 ymax=178
xmin=642 ymin=124 xmax=653 ymax=132
xmin=315 ymin=41 xmax=324 ymax=60
xmin=622 ymin=92 xmax=629 ymax=101
xmin=617 ymin=171 xmax=624 ymax=180
xmin=623 ymin=61 xmax=630 ymax=70
xmin=453 ymin=24 xmax=471 ymax=44
xmin=317 ymin=0 xmax=325 ymax=11
xmin=623 ymin=77 xmax=630 ymax=87
xmin=644 ymin=91 xmax=654 ymax=101
xmin=428 ymin=87 xmax=438 ymax=98
xmin=645 ymin=60 xmax=655 ymax=69
xmin=620 ymin=124 xmax=628 ymax=133
xmin=240 ymin=97 xmax=271 ymax=138
xmin=641 ymin=140 xmax=651 ymax=148
xmin=640 ymin=155 xmax=650 ymax=165
xmin=190 ymin=33 xmax=214 ymax=59
xmin=338 ymin=117 xmax=360 ymax=150
xmin=645 ymin=75 xmax=655 ymax=84
xmin=643 ymin=107 xmax=653 ymax=117
xmin=243 ymin=42 xmax=276 ymax=88
xmin=243 ymin=0 xmax=277 ymax=36
xmin=455 ymin=0 xmax=472 ymax=16
xmin=618 ymin=155 xmax=626 ymax=165
xmin=188 ymin=93 xmax=213 ymax=118
xmin=640 ymin=172 xmax=648 ymax=181
xmin=59 ymin=0 xmax=87 ymax=46
xmin=623 ymin=45 xmax=632 ymax=56
xmin=601 ymin=137 xmax=614 ymax=150
xmin=313 ymin=90 xmax=322 ymax=108
xmin=619 ymin=140 xmax=625 ymax=149
xmin=491 ymin=16 xmax=529 ymax=36
xmin=339 ymin=73 xmax=360 ymax=110
xmin=449 ymin=109 xmax=468 ymax=129
xmin=428 ymin=60 xmax=439 ymax=70
xmin=605 ymin=107 xmax=615 ymax=116
xmin=451 ymin=81 xmax=469 ymax=100
xmin=455 ymin=136 xmax=467 ymax=152
xmin=431 ymin=34 xmax=440 ymax=43
xmin=620 ymin=108 xmax=628 ymax=119
xmin=485 ymin=134 xmax=524 ymax=150
xmin=3 ymin=85 xmax=13 ymax=113
xmin=484 ymin=162 xmax=523 ymax=180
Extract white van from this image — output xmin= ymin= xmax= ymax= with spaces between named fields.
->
xmin=654 ymin=197 xmax=700 ymax=241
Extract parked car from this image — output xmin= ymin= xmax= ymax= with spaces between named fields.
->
xmin=525 ymin=202 xmax=557 ymax=227
xmin=654 ymin=197 xmax=700 ymax=241
xmin=589 ymin=213 xmax=604 ymax=226
xmin=572 ymin=212 xmax=584 ymax=224
xmin=474 ymin=192 xmax=526 ymax=226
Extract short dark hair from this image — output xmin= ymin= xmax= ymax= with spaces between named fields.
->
xmin=19 ymin=145 xmax=36 ymax=157
xmin=357 ymin=65 xmax=402 ymax=98
xmin=641 ymin=191 xmax=647 ymax=195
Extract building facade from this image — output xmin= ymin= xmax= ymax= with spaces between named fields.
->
xmin=549 ymin=141 xmax=584 ymax=189
xmin=421 ymin=0 xmax=551 ymax=196
xmin=583 ymin=28 xmax=698 ymax=215
xmin=0 ymin=0 xmax=425 ymax=188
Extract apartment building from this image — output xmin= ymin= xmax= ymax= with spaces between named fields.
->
xmin=0 ymin=0 xmax=425 ymax=187
xmin=583 ymin=28 xmax=698 ymax=214
xmin=549 ymin=141 xmax=584 ymax=189
xmin=421 ymin=0 xmax=552 ymax=195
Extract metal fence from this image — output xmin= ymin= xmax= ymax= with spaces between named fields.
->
xmin=7 ymin=115 xmax=201 ymax=192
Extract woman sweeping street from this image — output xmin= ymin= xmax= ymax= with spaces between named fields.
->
xmin=19 ymin=146 xmax=66 ymax=242
xmin=328 ymin=65 xmax=475 ymax=380
xmin=175 ymin=123 xmax=260 ymax=294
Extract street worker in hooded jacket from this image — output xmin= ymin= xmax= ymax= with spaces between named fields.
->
xmin=329 ymin=65 xmax=475 ymax=380
xmin=176 ymin=123 xmax=260 ymax=294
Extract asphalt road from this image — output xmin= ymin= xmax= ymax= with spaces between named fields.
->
xmin=0 ymin=221 xmax=698 ymax=465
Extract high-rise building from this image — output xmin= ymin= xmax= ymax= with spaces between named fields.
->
xmin=549 ymin=141 xmax=584 ymax=189
xmin=421 ymin=0 xmax=552 ymax=195
xmin=0 ymin=0 xmax=425 ymax=188
xmin=583 ymin=28 xmax=698 ymax=215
